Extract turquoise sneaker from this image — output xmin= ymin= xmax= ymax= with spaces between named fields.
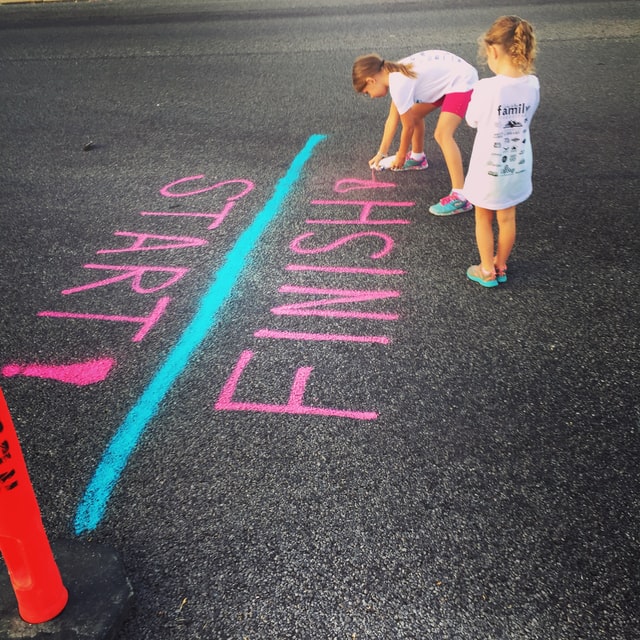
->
xmin=429 ymin=193 xmax=473 ymax=216
xmin=466 ymin=264 xmax=498 ymax=288
xmin=495 ymin=265 xmax=507 ymax=283
xmin=400 ymin=154 xmax=428 ymax=170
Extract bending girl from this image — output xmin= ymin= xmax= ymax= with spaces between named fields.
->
xmin=353 ymin=50 xmax=478 ymax=216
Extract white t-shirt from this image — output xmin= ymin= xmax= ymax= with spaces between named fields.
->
xmin=463 ymin=74 xmax=540 ymax=210
xmin=389 ymin=50 xmax=478 ymax=115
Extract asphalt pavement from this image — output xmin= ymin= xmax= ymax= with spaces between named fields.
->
xmin=0 ymin=1 xmax=638 ymax=638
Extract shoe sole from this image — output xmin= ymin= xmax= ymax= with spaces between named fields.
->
xmin=429 ymin=203 xmax=473 ymax=216
xmin=467 ymin=271 xmax=498 ymax=288
xmin=372 ymin=157 xmax=428 ymax=171
xmin=372 ymin=165 xmax=427 ymax=172
xmin=399 ymin=164 xmax=428 ymax=171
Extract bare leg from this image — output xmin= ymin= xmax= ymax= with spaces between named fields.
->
xmin=411 ymin=117 xmax=425 ymax=155
xmin=410 ymin=103 xmax=439 ymax=156
xmin=474 ymin=206 xmax=496 ymax=273
xmin=495 ymin=207 xmax=517 ymax=269
xmin=434 ymin=111 xmax=464 ymax=190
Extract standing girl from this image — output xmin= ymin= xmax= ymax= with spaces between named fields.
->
xmin=352 ymin=50 xmax=478 ymax=216
xmin=464 ymin=16 xmax=540 ymax=287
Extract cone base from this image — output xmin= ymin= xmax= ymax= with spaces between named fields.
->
xmin=0 ymin=540 xmax=133 ymax=639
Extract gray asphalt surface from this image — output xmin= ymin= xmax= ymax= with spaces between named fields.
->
xmin=1 ymin=1 xmax=639 ymax=638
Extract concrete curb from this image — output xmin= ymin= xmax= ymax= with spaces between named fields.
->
xmin=0 ymin=540 xmax=134 ymax=640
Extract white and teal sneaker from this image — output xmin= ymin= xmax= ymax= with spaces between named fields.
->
xmin=401 ymin=154 xmax=428 ymax=170
xmin=429 ymin=193 xmax=473 ymax=216
xmin=375 ymin=153 xmax=428 ymax=171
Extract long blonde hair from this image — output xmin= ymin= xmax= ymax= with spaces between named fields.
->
xmin=352 ymin=54 xmax=417 ymax=92
xmin=481 ymin=16 xmax=537 ymax=74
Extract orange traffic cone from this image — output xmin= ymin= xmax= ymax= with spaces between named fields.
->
xmin=0 ymin=387 xmax=68 ymax=624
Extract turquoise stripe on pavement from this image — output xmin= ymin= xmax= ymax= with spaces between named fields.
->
xmin=74 ymin=134 xmax=327 ymax=535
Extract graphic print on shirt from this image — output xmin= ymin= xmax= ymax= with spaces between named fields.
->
xmin=488 ymin=102 xmax=534 ymax=178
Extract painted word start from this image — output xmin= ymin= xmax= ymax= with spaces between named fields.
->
xmin=38 ymin=174 xmax=412 ymax=421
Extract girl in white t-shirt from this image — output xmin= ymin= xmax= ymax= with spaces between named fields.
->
xmin=353 ymin=50 xmax=478 ymax=216
xmin=464 ymin=16 xmax=540 ymax=287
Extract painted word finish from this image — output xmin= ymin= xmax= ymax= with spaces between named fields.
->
xmin=38 ymin=177 xmax=254 ymax=341
xmin=215 ymin=179 xmax=412 ymax=421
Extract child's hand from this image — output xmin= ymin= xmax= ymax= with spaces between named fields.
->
xmin=389 ymin=154 xmax=405 ymax=171
xmin=368 ymin=151 xmax=387 ymax=169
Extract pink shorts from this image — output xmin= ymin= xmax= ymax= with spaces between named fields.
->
xmin=432 ymin=90 xmax=473 ymax=118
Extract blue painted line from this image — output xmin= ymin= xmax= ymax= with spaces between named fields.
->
xmin=74 ymin=134 xmax=327 ymax=535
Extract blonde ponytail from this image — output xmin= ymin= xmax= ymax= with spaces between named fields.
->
xmin=511 ymin=19 xmax=537 ymax=73
xmin=482 ymin=15 xmax=537 ymax=74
